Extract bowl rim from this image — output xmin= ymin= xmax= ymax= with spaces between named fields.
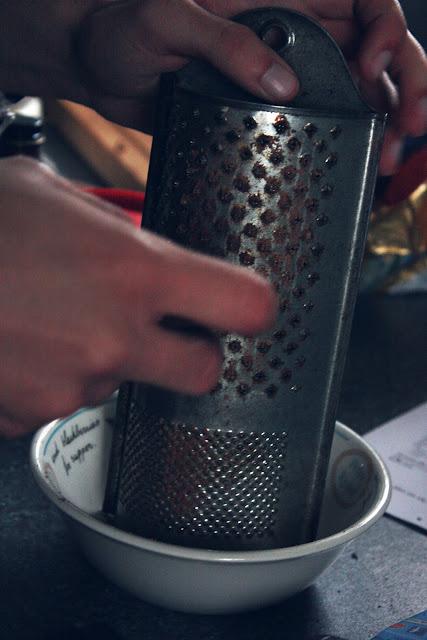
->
xmin=30 ymin=406 xmax=391 ymax=565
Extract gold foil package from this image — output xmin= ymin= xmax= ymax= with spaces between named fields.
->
xmin=362 ymin=144 xmax=427 ymax=292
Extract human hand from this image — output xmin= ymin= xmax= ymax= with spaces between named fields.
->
xmin=0 ymin=157 xmax=276 ymax=437
xmin=78 ymin=0 xmax=427 ymax=175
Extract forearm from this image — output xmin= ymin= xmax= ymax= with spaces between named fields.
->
xmin=0 ymin=0 xmax=110 ymax=100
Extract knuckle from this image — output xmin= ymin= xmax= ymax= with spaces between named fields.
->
xmin=196 ymin=0 xmax=219 ymax=13
xmin=86 ymin=333 xmax=128 ymax=378
xmin=406 ymin=32 xmax=427 ymax=67
xmin=388 ymin=9 xmax=408 ymax=49
xmin=394 ymin=1 xmax=408 ymax=34
xmin=6 ymin=154 xmax=40 ymax=171
xmin=396 ymin=26 xmax=409 ymax=51
xmin=215 ymin=22 xmax=253 ymax=60
xmin=0 ymin=155 xmax=43 ymax=185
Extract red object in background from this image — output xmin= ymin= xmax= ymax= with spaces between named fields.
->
xmin=383 ymin=145 xmax=427 ymax=206
xmin=84 ymin=187 xmax=144 ymax=227
xmin=84 ymin=143 xmax=427 ymax=222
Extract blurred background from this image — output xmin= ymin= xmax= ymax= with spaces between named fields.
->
xmin=400 ymin=0 xmax=427 ymax=46
xmin=1 ymin=0 xmax=426 ymax=295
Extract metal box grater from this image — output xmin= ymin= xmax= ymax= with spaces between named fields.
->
xmin=104 ymin=8 xmax=386 ymax=550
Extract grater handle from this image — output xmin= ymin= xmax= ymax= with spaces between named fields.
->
xmin=177 ymin=8 xmax=376 ymax=115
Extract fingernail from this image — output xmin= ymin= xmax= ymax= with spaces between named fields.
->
xmin=260 ymin=63 xmax=298 ymax=102
xmin=371 ymin=50 xmax=392 ymax=79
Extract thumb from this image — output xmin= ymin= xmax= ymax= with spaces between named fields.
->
xmin=176 ymin=1 xmax=299 ymax=103
xmin=80 ymin=0 xmax=299 ymax=105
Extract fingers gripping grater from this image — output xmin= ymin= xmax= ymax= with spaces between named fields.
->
xmin=104 ymin=9 xmax=386 ymax=550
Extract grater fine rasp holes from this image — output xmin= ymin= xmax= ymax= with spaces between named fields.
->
xmin=118 ymin=403 xmax=288 ymax=547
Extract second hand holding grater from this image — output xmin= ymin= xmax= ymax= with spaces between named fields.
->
xmin=104 ymin=8 xmax=386 ymax=551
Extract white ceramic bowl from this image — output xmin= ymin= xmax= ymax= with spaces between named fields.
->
xmin=31 ymin=399 xmax=390 ymax=614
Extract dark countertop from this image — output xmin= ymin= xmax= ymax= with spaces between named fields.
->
xmin=0 ymin=292 xmax=426 ymax=640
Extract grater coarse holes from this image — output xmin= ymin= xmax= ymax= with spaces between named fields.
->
xmin=104 ymin=8 xmax=386 ymax=551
